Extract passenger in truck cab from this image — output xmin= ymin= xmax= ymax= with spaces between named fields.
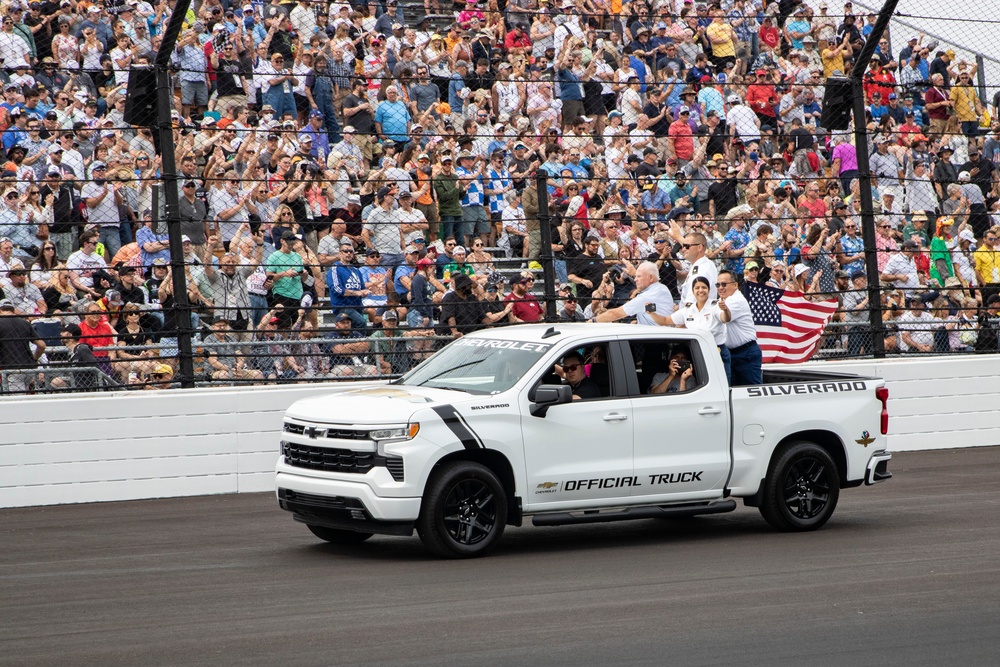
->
xmin=649 ymin=349 xmax=696 ymax=394
xmin=558 ymin=351 xmax=601 ymax=400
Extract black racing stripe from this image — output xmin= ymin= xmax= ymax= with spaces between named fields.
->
xmin=432 ymin=405 xmax=483 ymax=450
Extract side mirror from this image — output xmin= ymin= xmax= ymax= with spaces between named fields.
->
xmin=530 ymin=384 xmax=573 ymax=417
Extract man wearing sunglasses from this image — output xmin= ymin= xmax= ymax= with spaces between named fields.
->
xmin=679 ymin=231 xmax=718 ymax=303
xmin=716 ymin=269 xmax=761 ymax=386
xmin=327 ymin=241 xmax=368 ymax=329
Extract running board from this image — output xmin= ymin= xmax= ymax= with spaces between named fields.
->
xmin=531 ymin=500 xmax=738 ymax=527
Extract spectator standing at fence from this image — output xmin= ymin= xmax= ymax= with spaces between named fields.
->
xmin=327 ymin=240 xmax=368 ymax=329
xmin=266 ymin=231 xmax=306 ymax=326
xmin=0 ymin=298 xmax=45 ymax=394
xmin=204 ymin=233 xmax=264 ymax=335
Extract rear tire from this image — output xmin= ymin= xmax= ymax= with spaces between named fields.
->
xmin=759 ymin=441 xmax=840 ymax=532
xmin=307 ymin=524 xmax=374 ymax=544
xmin=417 ymin=461 xmax=507 ymax=558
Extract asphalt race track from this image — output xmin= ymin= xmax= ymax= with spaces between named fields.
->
xmin=2 ymin=447 xmax=999 ymax=666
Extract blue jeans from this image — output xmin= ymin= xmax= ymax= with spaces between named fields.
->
xmin=554 ymin=258 xmax=568 ymax=286
xmin=728 ymin=340 xmax=762 ymax=386
xmin=264 ymin=85 xmax=296 ymax=120
xmin=249 ymin=293 xmax=269 ymax=328
xmin=440 ymin=214 xmax=461 ymax=241
xmin=99 ymin=226 xmax=122 ymax=260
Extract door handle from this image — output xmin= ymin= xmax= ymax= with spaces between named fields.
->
xmin=698 ymin=407 xmax=723 ymax=415
xmin=603 ymin=413 xmax=628 ymax=422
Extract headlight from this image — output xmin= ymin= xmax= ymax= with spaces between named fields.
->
xmin=371 ymin=423 xmax=420 ymax=457
xmin=369 ymin=423 xmax=420 ymax=442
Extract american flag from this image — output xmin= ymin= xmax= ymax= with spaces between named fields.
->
xmin=742 ymin=282 xmax=839 ymax=364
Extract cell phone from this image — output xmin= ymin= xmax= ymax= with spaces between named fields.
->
xmin=645 ymin=303 xmax=657 ymax=313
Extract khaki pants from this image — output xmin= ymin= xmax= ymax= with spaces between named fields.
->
xmin=354 ymin=133 xmax=375 ymax=162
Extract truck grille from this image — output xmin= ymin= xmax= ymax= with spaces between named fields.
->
xmin=283 ymin=422 xmax=370 ymax=441
xmin=282 ymin=442 xmax=377 ymax=474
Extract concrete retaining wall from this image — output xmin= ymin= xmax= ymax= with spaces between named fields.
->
xmin=1 ymin=355 xmax=996 ymax=508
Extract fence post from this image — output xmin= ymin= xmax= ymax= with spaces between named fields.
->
xmin=850 ymin=0 xmax=899 ymax=359
xmin=536 ymin=173 xmax=557 ymax=321
xmin=976 ymin=54 xmax=987 ymax=105
xmin=153 ymin=0 xmax=196 ymax=388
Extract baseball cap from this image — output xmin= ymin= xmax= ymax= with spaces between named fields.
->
xmin=335 ymin=312 xmax=353 ymax=323
xmin=1 ymin=298 xmax=18 ymax=310
xmin=381 ymin=309 xmax=398 ymax=320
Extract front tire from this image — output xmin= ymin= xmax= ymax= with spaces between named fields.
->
xmin=417 ymin=461 xmax=507 ymax=558
xmin=307 ymin=524 xmax=374 ymax=544
xmin=759 ymin=441 xmax=840 ymax=532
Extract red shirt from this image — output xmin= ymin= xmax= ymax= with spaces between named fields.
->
xmin=924 ymin=86 xmax=950 ymax=120
xmin=505 ymin=292 xmax=543 ymax=322
xmin=78 ymin=320 xmax=116 ymax=358
xmin=667 ymin=119 xmax=694 ymax=160
xmin=746 ymin=82 xmax=777 ymax=118
xmin=758 ymin=25 xmax=779 ymax=49
xmin=504 ymin=30 xmax=531 ymax=51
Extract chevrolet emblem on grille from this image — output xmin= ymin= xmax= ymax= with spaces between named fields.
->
xmin=305 ymin=426 xmax=321 ymax=439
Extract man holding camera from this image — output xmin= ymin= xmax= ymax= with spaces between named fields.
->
xmin=592 ymin=261 xmax=674 ymax=324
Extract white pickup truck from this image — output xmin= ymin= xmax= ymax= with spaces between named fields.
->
xmin=276 ymin=324 xmax=892 ymax=557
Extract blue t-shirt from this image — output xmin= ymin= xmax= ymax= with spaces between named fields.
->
xmin=373 ymin=100 xmax=411 ymax=143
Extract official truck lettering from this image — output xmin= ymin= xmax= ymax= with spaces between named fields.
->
xmin=562 ymin=472 xmax=704 ymax=491
xmin=648 ymin=472 xmax=703 ymax=485
xmin=565 ymin=476 xmax=641 ymax=491
xmin=746 ymin=381 xmax=867 ymax=397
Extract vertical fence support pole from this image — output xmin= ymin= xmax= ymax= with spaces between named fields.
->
xmin=154 ymin=0 xmax=195 ymax=387
xmin=536 ymin=173 xmax=557 ymax=321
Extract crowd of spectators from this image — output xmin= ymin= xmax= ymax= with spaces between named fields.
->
xmin=4 ymin=0 xmax=1000 ymax=393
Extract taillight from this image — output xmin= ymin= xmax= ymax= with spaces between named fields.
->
xmin=875 ymin=386 xmax=889 ymax=435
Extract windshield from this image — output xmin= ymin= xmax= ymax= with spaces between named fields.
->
xmin=400 ymin=337 xmax=554 ymax=394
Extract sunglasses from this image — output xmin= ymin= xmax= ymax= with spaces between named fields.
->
xmin=562 ymin=364 xmax=583 ymax=372
xmin=682 ymin=243 xmax=702 ymax=249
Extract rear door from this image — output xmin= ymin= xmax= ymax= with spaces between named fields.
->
xmin=624 ymin=336 xmax=731 ymax=502
xmin=520 ymin=339 xmax=635 ymax=510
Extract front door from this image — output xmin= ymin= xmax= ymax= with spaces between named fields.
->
xmin=520 ymin=340 xmax=635 ymax=511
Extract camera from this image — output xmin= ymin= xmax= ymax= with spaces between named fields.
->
xmin=677 ymin=360 xmax=691 ymax=373
xmin=645 ymin=303 xmax=657 ymax=313
xmin=607 ymin=264 xmax=624 ymax=281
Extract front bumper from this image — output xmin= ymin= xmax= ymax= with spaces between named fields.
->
xmin=275 ymin=471 xmax=422 ymax=535
xmin=865 ymin=451 xmax=893 ymax=485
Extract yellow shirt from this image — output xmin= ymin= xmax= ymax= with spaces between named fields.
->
xmin=950 ymin=85 xmax=980 ymax=122
xmin=822 ymin=48 xmax=845 ymax=79
xmin=706 ymin=22 xmax=735 ymax=59
xmin=974 ymin=245 xmax=1000 ymax=284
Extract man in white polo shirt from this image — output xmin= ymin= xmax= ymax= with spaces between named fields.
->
xmin=680 ymin=231 xmax=719 ymax=304
xmin=716 ymin=268 xmax=761 ymax=385
xmin=593 ymin=261 xmax=675 ymax=324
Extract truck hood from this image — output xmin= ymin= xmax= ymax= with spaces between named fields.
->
xmin=285 ymin=384 xmax=470 ymax=425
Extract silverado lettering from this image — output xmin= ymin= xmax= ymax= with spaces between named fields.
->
xmin=746 ymin=381 xmax=867 ymax=397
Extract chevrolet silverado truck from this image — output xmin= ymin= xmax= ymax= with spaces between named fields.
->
xmin=276 ymin=324 xmax=892 ymax=558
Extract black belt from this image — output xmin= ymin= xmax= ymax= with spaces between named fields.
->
xmin=728 ymin=340 xmax=758 ymax=353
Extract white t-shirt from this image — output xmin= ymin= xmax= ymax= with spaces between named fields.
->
xmin=721 ymin=288 xmax=757 ymax=347
xmin=81 ymin=181 xmax=119 ymax=228
xmin=726 ymin=104 xmax=761 ymax=144
xmin=882 ymin=252 xmax=920 ymax=295
xmin=681 ymin=255 xmax=719 ymax=304
xmin=623 ymin=281 xmax=675 ymax=325
xmin=66 ymin=249 xmax=107 ymax=289
xmin=671 ymin=299 xmax=727 ymax=345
